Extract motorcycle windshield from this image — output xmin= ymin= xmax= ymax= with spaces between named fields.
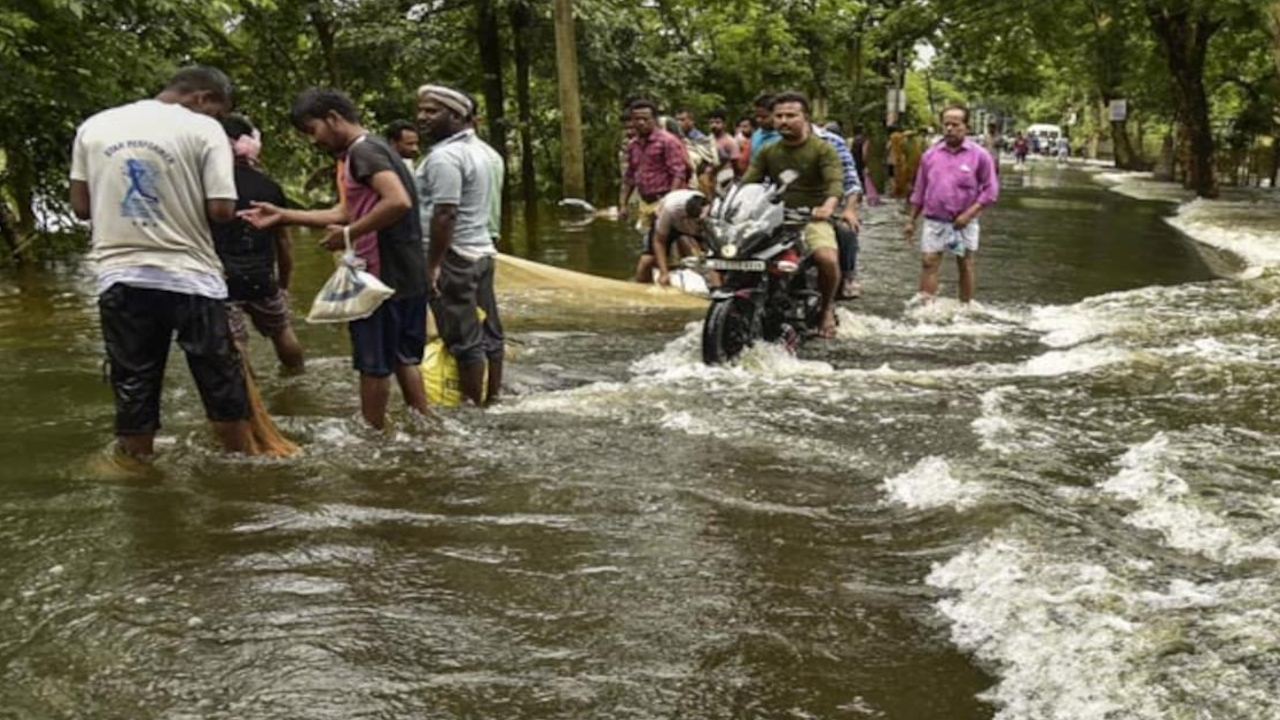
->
xmin=711 ymin=183 xmax=783 ymax=252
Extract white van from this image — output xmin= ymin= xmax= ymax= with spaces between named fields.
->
xmin=1026 ymin=123 xmax=1062 ymax=153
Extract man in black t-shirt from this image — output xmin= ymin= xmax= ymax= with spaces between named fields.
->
xmin=211 ymin=115 xmax=305 ymax=372
xmin=241 ymin=88 xmax=429 ymax=430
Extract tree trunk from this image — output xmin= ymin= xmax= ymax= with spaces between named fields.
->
xmin=551 ymin=0 xmax=585 ymax=198
xmin=309 ymin=2 xmax=341 ymax=87
xmin=1146 ymin=4 xmax=1220 ymax=198
xmin=475 ymin=0 xmax=508 ymax=172
xmin=510 ymin=1 xmax=537 ymax=211
xmin=1111 ymin=119 xmax=1142 ymax=170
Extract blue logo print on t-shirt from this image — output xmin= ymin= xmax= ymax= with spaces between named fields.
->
xmin=120 ymin=158 xmax=164 ymax=224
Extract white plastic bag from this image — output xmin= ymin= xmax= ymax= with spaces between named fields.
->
xmin=307 ymin=228 xmax=394 ymax=324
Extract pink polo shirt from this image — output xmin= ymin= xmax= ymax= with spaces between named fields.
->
xmin=910 ymin=139 xmax=998 ymax=221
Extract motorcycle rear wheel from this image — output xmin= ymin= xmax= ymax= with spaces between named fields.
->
xmin=702 ymin=296 xmax=760 ymax=365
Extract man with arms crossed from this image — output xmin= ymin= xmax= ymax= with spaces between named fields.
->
xmin=70 ymin=66 xmax=252 ymax=457
xmin=417 ymin=85 xmax=505 ymax=407
xmin=903 ymin=105 xmax=998 ymax=304
xmin=742 ymin=91 xmax=845 ymax=338
xmin=242 ymin=88 xmax=429 ymax=429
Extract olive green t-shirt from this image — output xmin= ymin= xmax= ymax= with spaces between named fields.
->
xmin=741 ymin=133 xmax=844 ymax=209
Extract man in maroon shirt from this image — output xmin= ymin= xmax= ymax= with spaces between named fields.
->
xmin=618 ymin=100 xmax=688 ymax=231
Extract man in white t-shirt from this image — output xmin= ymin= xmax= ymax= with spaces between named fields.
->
xmin=70 ymin=66 xmax=252 ymax=457
xmin=416 ymin=84 xmax=504 ymax=406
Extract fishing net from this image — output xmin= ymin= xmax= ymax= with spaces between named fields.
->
xmin=236 ymin=344 xmax=300 ymax=457
xmin=494 ymin=254 xmax=707 ymax=310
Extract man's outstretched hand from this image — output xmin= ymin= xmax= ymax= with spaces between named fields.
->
xmin=238 ymin=201 xmax=285 ymax=229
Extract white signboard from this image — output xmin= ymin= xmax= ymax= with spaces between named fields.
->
xmin=1109 ymin=99 xmax=1127 ymax=122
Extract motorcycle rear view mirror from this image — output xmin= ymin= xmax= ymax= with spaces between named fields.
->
xmin=714 ymin=166 xmax=735 ymax=197
xmin=773 ymin=169 xmax=800 ymax=198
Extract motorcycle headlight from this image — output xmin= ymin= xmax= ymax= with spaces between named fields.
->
xmin=720 ymin=243 xmax=738 ymax=259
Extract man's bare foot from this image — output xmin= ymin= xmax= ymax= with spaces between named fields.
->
xmin=816 ymin=309 xmax=838 ymax=339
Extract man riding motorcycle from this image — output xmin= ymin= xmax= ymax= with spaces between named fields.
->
xmin=740 ymin=91 xmax=845 ymax=338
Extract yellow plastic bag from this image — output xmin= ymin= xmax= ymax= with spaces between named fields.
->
xmin=421 ymin=308 xmax=494 ymax=407
xmin=421 ymin=338 xmax=469 ymax=407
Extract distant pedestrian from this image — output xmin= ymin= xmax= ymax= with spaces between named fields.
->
xmin=904 ymin=105 xmax=999 ymax=304
xmin=748 ymin=93 xmax=782 ymax=160
xmin=1055 ymin=135 xmax=1070 ymax=164
xmin=69 ymin=66 xmax=252 ymax=457
xmin=886 ymin=125 xmax=906 ymax=197
xmin=210 ymin=114 xmax=306 ymax=373
xmin=1013 ymin=132 xmax=1029 ymax=166
xmin=385 ymin=120 xmax=420 ymax=171
xmin=618 ymin=100 xmax=688 ymax=230
xmin=707 ymin=108 xmax=741 ymax=180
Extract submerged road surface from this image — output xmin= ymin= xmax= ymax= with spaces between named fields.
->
xmin=2 ymin=165 xmax=1279 ymax=719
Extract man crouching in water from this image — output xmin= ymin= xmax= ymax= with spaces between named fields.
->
xmin=417 ymin=85 xmax=505 ymax=406
xmin=741 ymin=91 xmax=844 ymax=338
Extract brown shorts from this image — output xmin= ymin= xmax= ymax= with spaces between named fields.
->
xmin=227 ymin=289 xmax=293 ymax=345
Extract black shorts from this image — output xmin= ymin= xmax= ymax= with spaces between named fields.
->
xmin=431 ymin=252 xmax=504 ymax=366
xmin=348 ymin=293 xmax=428 ymax=377
xmin=98 ymin=283 xmax=249 ymax=435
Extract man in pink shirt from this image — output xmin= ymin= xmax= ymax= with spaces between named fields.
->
xmin=618 ymin=100 xmax=688 ymax=230
xmin=903 ymin=105 xmax=998 ymax=304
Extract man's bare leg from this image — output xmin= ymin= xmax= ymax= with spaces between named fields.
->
xmin=958 ymin=254 xmax=977 ymax=304
xmin=457 ymin=361 xmax=485 ymax=406
xmin=485 ymin=356 xmax=503 ymax=406
xmin=813 ymin=247 xmax=840 ymax=338
xmin=359 ymin=373 xmax=391 ymax=429
xmin=118 ymin=433 xmax=156 ymax=458
xmin=633 ymin=254 xmax=656 ymax=283
xmin=919 ymin=252 xmax=942 ymax=300
xmin=394 ymin=363 xmax=429 ymax=415
xmin=211 ymin=420 xmax=252 ymax=453
xmin=271 ymin=327 xmax=305 ymax=373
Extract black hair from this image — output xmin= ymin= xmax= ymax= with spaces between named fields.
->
xmin=628 ymin=99 xmax=658 ymax=117
xmin=737 ymin=116 xmax=752 ymax=126
xmin=940 ymin=104 xmax=970 ymax=124
xmin=676 ymin=108 xmax=696 ymax=119
xmin=621 ymin=109 xmax=633 ymax=122
xmin=684 ymin=193 xmax=708 ymax=218
xmin=769 ymin=91 xmax=810 ymax=115
xmin=220 ymin=113 xmax=256 ymax=140
xmin=752 ymin=93 xmax=775 ymax=110
xmin=165 ymin=66 xmax=234 ymax=105
xmin=385 ymin=119 xmax=417 ymax=142
xmin=708 ymin=108 xmax=728 ymax=121
xmin=289 ymin=87 xmax=359 ymax=130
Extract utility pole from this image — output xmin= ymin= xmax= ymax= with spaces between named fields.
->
xmin=552 ymin=0 xmax=585 ymax=198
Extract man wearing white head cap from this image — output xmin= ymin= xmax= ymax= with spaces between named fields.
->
xmin=416 ymin=84 xmax=505 ymax=406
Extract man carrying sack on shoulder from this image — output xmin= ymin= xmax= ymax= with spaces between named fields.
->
xmin=241 ymin=87 xmax=429 ymax=430
xmin=416 ymin=84 xmax=505 ymax=407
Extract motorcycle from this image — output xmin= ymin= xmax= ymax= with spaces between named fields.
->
xmin=692 ymin=171 xmax=825 ymax=365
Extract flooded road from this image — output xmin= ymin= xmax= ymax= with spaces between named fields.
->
xmin=3 ymin=165 xmax=1280 ymax=719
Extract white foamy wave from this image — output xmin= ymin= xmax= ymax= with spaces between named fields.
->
xmin=837 ymin=306 xmax=1018 ymax=341
xmin=972 ymin=386 xmax=1020 ymax=454
xmin=882 ymin=456 xmax=986 ymax=511
xmin=629 ymin=321 xmax=833 ymax=384
xmin=1093 ymin=171 xmax=1192 ymax=203
xmin=1099 ymin=435 xmax=1280 ymax=564
xmin=1011 ymin=345 xmax=1137 ymax=377
xmin=928 ymin=538 xmax=1280 ymax=720
xmin=1166 ymin=197 xmax=1280 ymax=273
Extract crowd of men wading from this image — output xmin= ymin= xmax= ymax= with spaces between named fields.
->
xmin=70 ymin=66 xmax=997 ymax=459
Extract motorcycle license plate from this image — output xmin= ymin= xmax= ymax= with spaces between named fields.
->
xmin=705 ymin=259 xmax=766 ymax=271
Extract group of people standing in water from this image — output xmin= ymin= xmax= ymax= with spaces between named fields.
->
xmin=70 ymin=66 xmax=997 ymax=458
xmin=72 ymin=66 xmax=504 ymax=457
xmin=616 ymin=91 xmax=999 ymax=331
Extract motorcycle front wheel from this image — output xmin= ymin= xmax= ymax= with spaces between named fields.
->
xmin=702 ymin=296 xmax=761 ymax=365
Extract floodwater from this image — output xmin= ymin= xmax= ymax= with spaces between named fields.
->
xmin=3 ymin=164 xmax=1280 ymax=719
